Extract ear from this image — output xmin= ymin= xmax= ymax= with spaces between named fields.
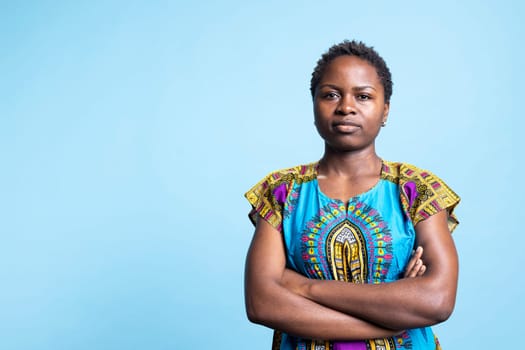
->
xmin=382 ymin=103 xmax=390 ymax=124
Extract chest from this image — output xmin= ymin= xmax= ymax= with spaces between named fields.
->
xmin=317 ymin=174 xmax=380 ymax=205
xmin=282 ymin=179 xmax=416 ymax=283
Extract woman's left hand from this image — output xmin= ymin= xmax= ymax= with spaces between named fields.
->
xmin=403 ymin=246 xmax=426 ymax=278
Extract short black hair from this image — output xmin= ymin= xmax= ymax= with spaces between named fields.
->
xmin=310 ymin=40 xmax=393 ymax=103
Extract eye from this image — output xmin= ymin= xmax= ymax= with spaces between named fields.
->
xmin=357 ymin=94 xmax=371 ymax=101
xmin=323 ymin=92 xmax=340 ymax=100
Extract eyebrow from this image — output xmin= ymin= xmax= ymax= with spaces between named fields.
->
xmin=353 ymin=85 xmax=377 ymax=91
xmin=318 ymin=84 xmax=377 ymax=91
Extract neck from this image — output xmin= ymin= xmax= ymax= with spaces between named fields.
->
xmin=318 ymin=145 xmax=381 ymax=178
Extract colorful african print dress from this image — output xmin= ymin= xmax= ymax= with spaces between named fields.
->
xmin=245 ymin=160 xmax=460 ymax=350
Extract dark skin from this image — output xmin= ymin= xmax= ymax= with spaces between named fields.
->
xmin=245 ymin=55 xmax=458 ymax=339
xmin=245 ymin=218 xmax=426 ymax=340
xmin=313 ymin=55 xmax=389 ymax=202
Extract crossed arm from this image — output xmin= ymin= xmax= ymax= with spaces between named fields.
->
xmin=244 ymin=210 xmax=458 ymax=340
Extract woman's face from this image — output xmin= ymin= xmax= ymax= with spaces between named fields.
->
xmin=313 ymin=55 xmax=389 ymax=153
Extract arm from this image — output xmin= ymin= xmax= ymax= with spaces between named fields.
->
xmin=245 ymin=216 xmax=402 ymax=340
xmin=282 ymin=210 xmax=458 ymax=330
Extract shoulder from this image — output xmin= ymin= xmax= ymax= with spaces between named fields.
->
xmin=382 ymin=160 xmax=461 ymax=232
xmin=244 ymin=162 xmax=318 ymax=229
xmin=245 ymin=162 xmax=318 ymax=204
xmin=382 ymin=160 xmax=439 ymax=182
xmin=257 ymin=162 xmax=318 ymax=187
xmin=382 ymin=159 xmax=458 ymax=201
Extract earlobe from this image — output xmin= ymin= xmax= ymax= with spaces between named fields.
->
xmin=382 ymin=103 xmax=390 ymax=126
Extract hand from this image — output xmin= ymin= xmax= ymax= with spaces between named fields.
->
xmin=404 ymin=246 xmax=426 ymax=278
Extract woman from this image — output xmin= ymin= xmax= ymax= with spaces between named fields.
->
xmin=244 ymin=40 xmax=460 ymax=350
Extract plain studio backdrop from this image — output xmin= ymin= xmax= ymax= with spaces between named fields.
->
xmin=1 ymin=1 xmax=523 ymax=349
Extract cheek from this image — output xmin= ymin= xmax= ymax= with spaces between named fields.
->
xmin=313 ymin=102 xmax=321 ymax=115
xmin=313 ymin=106 xmax=323 ymax=125
xmin=313 ymin=111 xmax=329 ymax=129
xmin=313 ymin=102 xmax=332 ymax=121
xmin=313 ymin=115 xmax=329 ymax=136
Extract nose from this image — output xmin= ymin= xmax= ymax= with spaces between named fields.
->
xmin=336 ymin=95 xmax=356 ymax=115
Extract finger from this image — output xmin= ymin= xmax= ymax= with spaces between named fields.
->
xmin=413 ymin=246 xmax=423 ymax=259
xmin=416 ymin=264 xmax=427 ymax=276
xmin=406 ymin=259 xmax=423 ymax=278
xmin=404 ymin=247 xmax=423 ymax=277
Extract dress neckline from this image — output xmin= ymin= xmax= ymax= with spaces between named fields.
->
xmin=314 ymin=159 xmax=385 ymax=205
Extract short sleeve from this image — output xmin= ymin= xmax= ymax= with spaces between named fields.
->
xmin=244 ymin=172 xmax=290 ymax=232
xmin=399 ymin=164 xmax=460 ymax=233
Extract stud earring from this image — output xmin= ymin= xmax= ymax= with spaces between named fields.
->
xmin=381 ymin=121 xmax=387 ymax=127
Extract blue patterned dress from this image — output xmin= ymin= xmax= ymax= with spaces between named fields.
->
xmin=245 ymin=160 xmax=460 ymax=350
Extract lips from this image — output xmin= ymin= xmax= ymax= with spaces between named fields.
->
xmin=333 ymin=120 xmax=360 ymax=133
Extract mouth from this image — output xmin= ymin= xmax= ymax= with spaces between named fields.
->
xmin=333 ymin=120 xmax=360 ymax=133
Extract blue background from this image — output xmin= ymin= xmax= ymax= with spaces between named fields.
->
xmin=1 ymin=1 xmax=523 ymax=349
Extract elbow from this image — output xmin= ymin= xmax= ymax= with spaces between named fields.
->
xmin=245 ymin=291 xmax=272 ymax=325
xmin=427 ymin=292 xmax=456 ymax=324
xmin=245 ymin=300 xmax=263 ymax=324
xmin=245 ymin=276 xmax=283 ymax=325
xmin=246 ymin=301 xmax=275 ymax=326
xmin=246 ymin=308 xmax=265 ymax=325
xmin=434 ymin=299 xmax=455 ymax=323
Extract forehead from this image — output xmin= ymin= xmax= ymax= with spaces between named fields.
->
xmin=320 ymin=55 xmax=381 ymax=86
